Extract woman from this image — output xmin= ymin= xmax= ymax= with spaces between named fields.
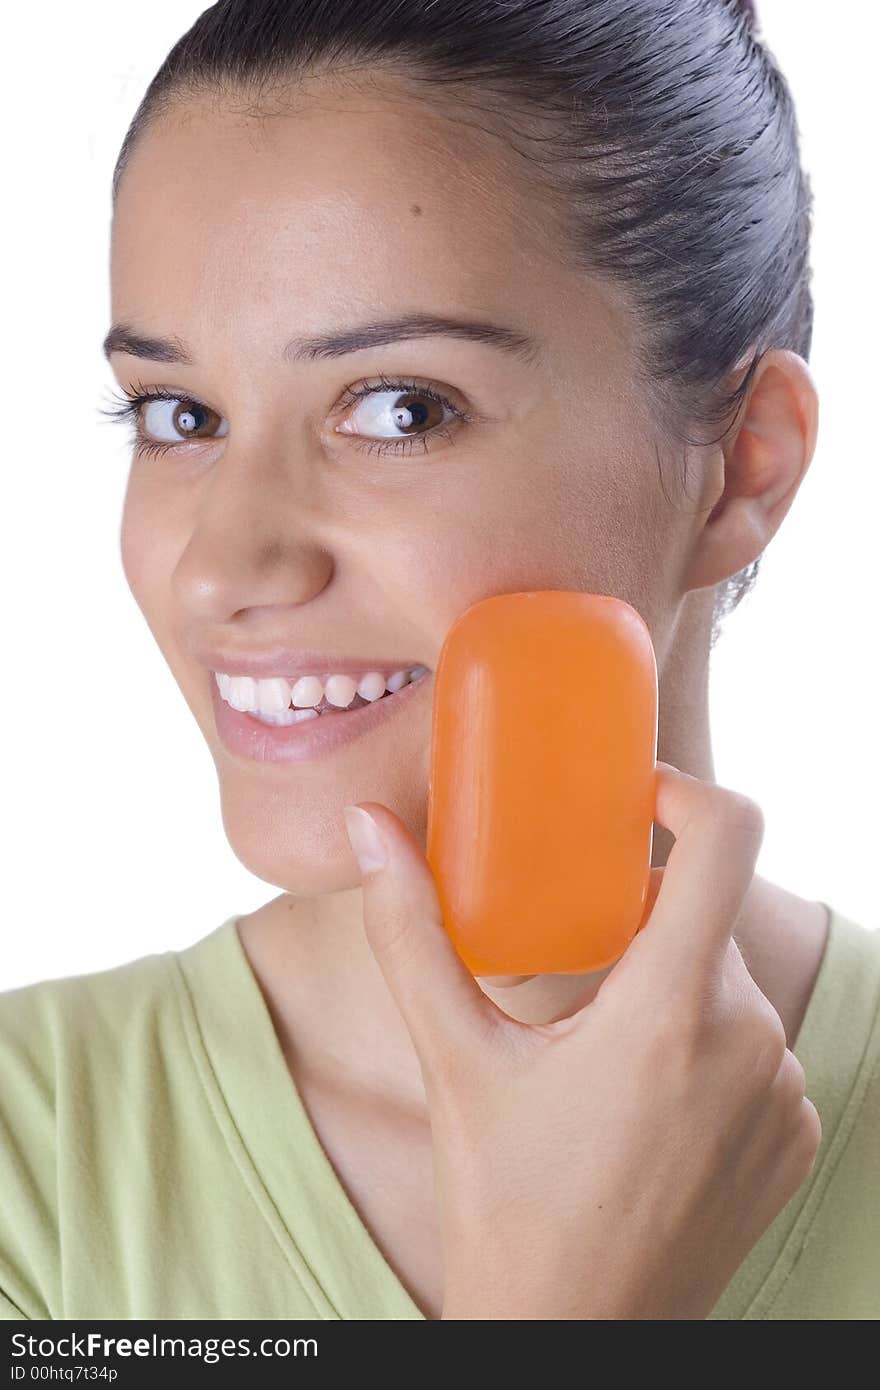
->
xmin=1 ymin=0 xmax=877 ymax=1321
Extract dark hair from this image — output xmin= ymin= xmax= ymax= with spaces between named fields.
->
xmin=112 ymin=0 xmax=812 ymax=648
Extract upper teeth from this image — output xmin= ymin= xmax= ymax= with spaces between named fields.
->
xmin=215 ymin=665 xmax=429 ymax=717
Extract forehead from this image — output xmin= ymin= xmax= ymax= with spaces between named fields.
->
xmin=110 ymin=80 xmax=637 ymax=372
xmin=108 ymin=77 xmax=642 ymax=399
xmin=113 ymin=83 xmax=556 ymax=322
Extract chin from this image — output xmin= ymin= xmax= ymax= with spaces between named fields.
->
xmin=215 ymin=787 xmax=353 ymax=893
xmin=214 ymin=767 xmax=429 ymax=894
xmin=231 ymin=844 xmax=358 ymax=897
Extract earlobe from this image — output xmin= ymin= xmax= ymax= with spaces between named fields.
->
xmin=682 ymin=349 xmax=819 ymax=594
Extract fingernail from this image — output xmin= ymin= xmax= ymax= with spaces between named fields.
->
xmin=343 ymin=805 xmax=387 ymax=873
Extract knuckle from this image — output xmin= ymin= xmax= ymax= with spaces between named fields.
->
xmin=779 ymin=1048 xmax=807 ymax=1098
xmin=753 ymin=1001 xmax=789 ymax=1082
xmin=705 ymin=977 xmax=787 ymax=1086
xmin=720 ymin=936 xmax=750 ymax=993
xmin=717 ymin=788 xmax=766 ymax=839
xmin=791 ymin=1097 xmax=823 ymax=1177
xmin=772 ymin=1049 xmax=809 ymax=1122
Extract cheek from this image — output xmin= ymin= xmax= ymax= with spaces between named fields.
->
xmin=395 ymin=438 xmax=669 ymax=618
xmin=119 ymin=477 xmax=150 ymax=605
xmin=535 ymin=430 xmax=676 ymax=607
xmin=119 ymin=473 xmax=186 ymax=632
xmin=386 ymin=489 xmax=591 ymax=637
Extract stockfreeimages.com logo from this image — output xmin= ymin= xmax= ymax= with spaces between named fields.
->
xmin=11 ymin=1332 xmax=317 ymax=1366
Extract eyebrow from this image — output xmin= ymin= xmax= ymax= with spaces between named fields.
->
xmin=101 ymin=312 xmax=542 ymax=367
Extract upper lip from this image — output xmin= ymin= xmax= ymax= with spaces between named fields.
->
xmin=197 ymin=647 xmax=429 ymax=681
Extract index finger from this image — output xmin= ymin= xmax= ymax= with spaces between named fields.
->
xmin=634 ymin=761 xmax=765 ymax=977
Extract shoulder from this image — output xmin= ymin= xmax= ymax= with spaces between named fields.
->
xmin=0 ymin=945 xmax=175 ymax=1093
xmin=0 ymin=945 xmax=179 ymax=1318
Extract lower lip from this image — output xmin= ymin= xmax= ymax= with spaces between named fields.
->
xmin=211 ymin=672 xmax=431 ymax=764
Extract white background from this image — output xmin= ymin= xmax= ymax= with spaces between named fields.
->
xmin=2 ymin=2 xmax=877 ymax=990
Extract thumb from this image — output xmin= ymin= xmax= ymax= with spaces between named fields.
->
xmin=343 ymin=802 xmax=499 ymax=1077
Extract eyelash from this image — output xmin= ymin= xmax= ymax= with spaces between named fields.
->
xmin=98 ymin=373 xmax=472 ymax=463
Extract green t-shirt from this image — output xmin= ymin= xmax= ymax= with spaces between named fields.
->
xmin=1 ymin=905 xmax=878 ymax=1320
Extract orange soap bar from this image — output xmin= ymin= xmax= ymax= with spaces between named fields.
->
xmin=426 ymin=591 xmax=658 ymax=976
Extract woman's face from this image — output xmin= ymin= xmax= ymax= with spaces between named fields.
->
xmin=109 ymin=77 xmax=699 ymax=893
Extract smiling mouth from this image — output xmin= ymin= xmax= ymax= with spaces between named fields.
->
xmin=214 ymin=664 xmax=430 ymax=725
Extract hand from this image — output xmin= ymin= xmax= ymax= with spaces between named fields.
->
xmin=342 ymin=763 xmax=822 ymax=1320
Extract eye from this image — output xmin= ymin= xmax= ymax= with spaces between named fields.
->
xmin=140 ymin=396 xmax=229 ymax=446
xmin=98 ymin=384 xmax=228 ymax=461
xmin=333 ymin=375 xmax=471 ymax=457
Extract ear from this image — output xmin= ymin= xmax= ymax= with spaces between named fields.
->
xmin=682 ymin=349 xmax=819 ymax=593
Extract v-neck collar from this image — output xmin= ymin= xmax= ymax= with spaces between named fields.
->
xmin=172 ymin=916 xmax=425 ymax=1319
xmin=171 ymin=904 xmax=877 ymax=1322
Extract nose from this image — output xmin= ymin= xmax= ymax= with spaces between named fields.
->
xmin=170 ymin=447 xmax=335 ymax=624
